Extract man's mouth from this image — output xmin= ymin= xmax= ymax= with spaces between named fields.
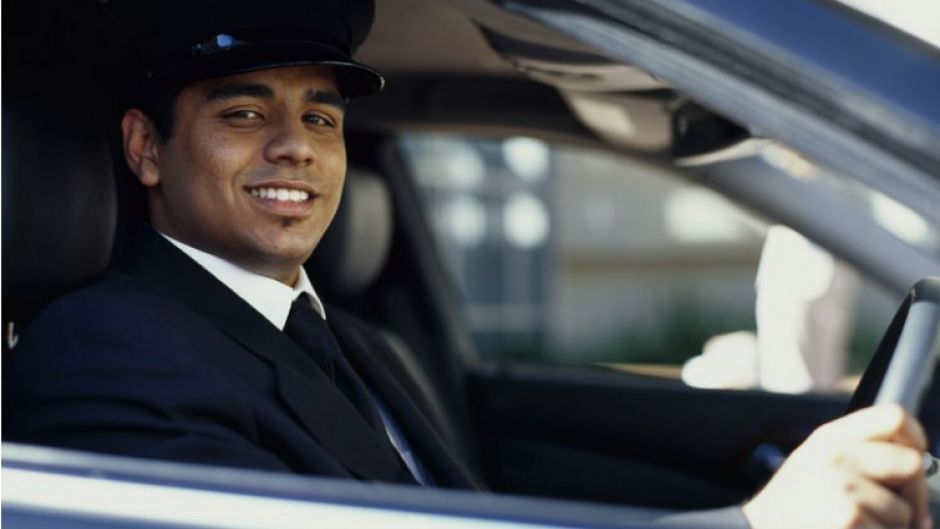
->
xmin=247 ymin=187 xmax=311 ymax=203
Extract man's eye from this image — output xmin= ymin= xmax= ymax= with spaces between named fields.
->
xmin=304 ymin=113 xmax=335 ymax=127
xmin=223 ymin=110 xmax=262 ymax=121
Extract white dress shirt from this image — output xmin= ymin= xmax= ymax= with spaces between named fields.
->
xmin=161 ymin=234 xmax=326 ymax=328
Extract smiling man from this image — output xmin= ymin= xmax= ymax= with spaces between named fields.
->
xmin=123 ymin=66 xmax=348 ymax=285
xmin=4 ymin=0 xmax=476 ymax=490
xmin=2 ymin=0 xmax=931 ymax=528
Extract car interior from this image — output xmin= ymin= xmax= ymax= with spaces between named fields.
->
xmin=3 ymin=0 xmax=939 ymax=516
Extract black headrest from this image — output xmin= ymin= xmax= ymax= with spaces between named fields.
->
xmin=1 ymin=101 xmax=117 ymax=340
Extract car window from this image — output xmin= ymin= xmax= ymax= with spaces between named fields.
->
xmin=399 ymin=133 xmax=913 ymax=395
xmin=831 ymin=0 xmax=940 ymax=48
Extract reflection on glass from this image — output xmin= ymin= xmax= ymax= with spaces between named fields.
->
xmin=759 ymin=144 xmax=817 ymax=180
xmin=870 ymin=194 xmax=932 ymax=246
xmin=502 ymin=137 xmax=550 ymax=183
xmin=832 ymin=0 xmax=940 ymax=48
xmin=406 ymin=136 xmax=485 ymax=190
xmin=503 ymin=193 xmax=550 ymax=248
xmin=664 ymin=187 xmax=764 ymax=244
xmin=444 ymin=196 xmax=487 ymax=248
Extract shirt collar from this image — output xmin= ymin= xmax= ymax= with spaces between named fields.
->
xmin=160 ymin=232 xmax=326 ymax=329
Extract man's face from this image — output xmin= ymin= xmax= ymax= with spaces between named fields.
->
xmin=128 ymin=65 xmax=347 ymax=284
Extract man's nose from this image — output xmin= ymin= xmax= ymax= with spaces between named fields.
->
xmin=264 ymin=116 xmax=315 ymax=166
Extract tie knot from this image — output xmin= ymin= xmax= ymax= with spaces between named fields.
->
xmin=284 ymin=298 xmax=341 ymax=364
xmin=289 ymin=295 xmax=317 ymax=317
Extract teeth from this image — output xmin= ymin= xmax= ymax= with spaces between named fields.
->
xmin=249 ymin=187 xmax=310 ymax=202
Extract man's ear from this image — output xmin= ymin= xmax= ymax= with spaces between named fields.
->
xmin=121 ymin=109 xmax=162 ymax=188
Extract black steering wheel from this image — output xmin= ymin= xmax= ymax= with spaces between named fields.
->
xmin=847 ymin=277 xmax=940 ymax=499
xmin=847 ymin=276 xmax=940 ymax=416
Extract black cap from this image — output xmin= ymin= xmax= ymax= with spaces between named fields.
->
xmin=106 ymin=0 xmax=384 ymax=101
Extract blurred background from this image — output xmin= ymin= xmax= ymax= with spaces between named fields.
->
xmin=399 ymin=133 xmax=940 ymax=395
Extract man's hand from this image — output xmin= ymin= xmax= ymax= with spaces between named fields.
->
xmin=742 ymin=405 xmax=931 ymax=529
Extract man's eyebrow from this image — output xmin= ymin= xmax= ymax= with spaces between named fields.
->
xmin=307 ymin=90 xmax=346 ymax=112
xmin=205 ymin=83 xmax=274 ymax=102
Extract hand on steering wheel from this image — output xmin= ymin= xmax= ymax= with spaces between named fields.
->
xmin=743 ymin=405 xmax=930 ymax=529
xmin=743 ymin=277 xmax=939 ymax=529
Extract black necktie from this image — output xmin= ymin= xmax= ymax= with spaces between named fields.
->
xmin=284 ymin=298 xmax=384 ymax=432
xmin=283 ymin=298 xmax=416 ymax=484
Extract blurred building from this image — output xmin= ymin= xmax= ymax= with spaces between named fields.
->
xmin=401 ymin=134 xmax=908 ymax=393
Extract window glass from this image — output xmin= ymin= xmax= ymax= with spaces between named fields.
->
xmin=399 ymin=134 xmax=902 ymax=394
xmin=831 ymin=0 xmax=940 ymax=48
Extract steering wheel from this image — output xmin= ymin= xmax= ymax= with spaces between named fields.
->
xmin=743 ymin=278 xmax=940 ymax=508
xmin=847 ymin=276 xmax=940 ymax=415
xmin=846 ymin=277 xmax=940 ymax=497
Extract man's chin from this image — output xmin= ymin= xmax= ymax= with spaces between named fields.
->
xmin=229 ymin=241 xmax=317 ymax=284
xmin=251 ymin=258 xmax=311 ymax=286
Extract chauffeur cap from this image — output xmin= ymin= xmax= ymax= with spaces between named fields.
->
xmin=108 ymin=0 xmax=384 ymax=100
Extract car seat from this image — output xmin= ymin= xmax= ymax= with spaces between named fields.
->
xmin=1 ymin=102 xmax=117 ymax=351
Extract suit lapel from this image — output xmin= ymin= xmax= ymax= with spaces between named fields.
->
xmin=121 ymin=228 xmax=404 ymax=481
xmin=326 ymin=308 xmax=481 ymax=490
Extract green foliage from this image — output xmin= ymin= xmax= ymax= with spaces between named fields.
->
xmin=482 ymin=295 xmax=755 ymax=367
xmin=583 ymin=297 xmax=755 ymax=366
xmin=846 ymin=318 xmax=884 ymax=374
xmin=479 ymin=296 xmax=883 ymax=374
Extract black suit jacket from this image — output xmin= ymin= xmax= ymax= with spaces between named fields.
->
xmin=3 ymin=228 xmax=478 ymax=489
xmin=4 ymin=229 xmax=752 ymax=528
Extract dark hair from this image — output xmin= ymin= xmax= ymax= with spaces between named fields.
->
xmin=139 ymin=86 xmax=181 ymax=142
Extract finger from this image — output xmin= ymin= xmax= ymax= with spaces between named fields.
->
xmin=842 ymin=474 xmax=913 ymax=529
xmin=854 ymin=509 xmax=890 ymax=529
xmin=896 ymin=469 xmax=930 ymax=529
xmin=816 ymin=405 xmax=927 ymax=450
xmin=837 ymin=442 xmax=926 ymax=486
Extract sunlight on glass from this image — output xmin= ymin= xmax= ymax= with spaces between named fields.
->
xmin=759 ymin=144 xmax=818 ymax=180
xmin=754 ymin=227 xmax=850 ymax=393
xmin=503 ymin=193 xmax=550 ymax=248
xmin=444 ymin=142 xmax=486 ymax=189
xmin=409 ymin=137 xmax=485 ymax=190
xmin=682 ymin=331 xmax=759 ymax=390
xmin=664 ymin=187 xmax=762 ymax=243
xmin=870 ymin=193 xmax=932 ymax=245
xmin=833 ymin=0 xmax=940 ymax=48
xmin=444 ymin=196 xmax=487 ymax=247
xmin=502 ymin=137 xmax=550 ymax=183
xmin=566 ymin=96 xmax=638 ymax=143
xmin=683 ymin=226 xmax=856 ymax=394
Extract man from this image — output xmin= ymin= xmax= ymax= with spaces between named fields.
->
xmin=2 ymin=0 xmax=932 ymax=528
xmin=5 ymin=0 xmax=474 ymax=490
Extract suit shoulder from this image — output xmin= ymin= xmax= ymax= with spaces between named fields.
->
xmin=9 ymin=269 xmax=197 ymax=374
xmin=27 ymin=269 xmax=175 ymax=329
